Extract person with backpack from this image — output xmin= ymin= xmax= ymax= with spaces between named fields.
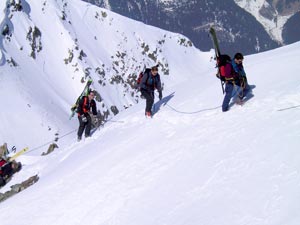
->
xmin=219 ymin=53 xmax=249 ymax=112
xmin=0 ymin=157 xmax=22 ymax=187
xmin=77 ymin=90 xmax=97 ymax=141
xmin=139 ymin=65 xmax=163 ymax=117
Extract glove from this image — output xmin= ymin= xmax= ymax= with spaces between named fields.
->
xmin=158 ymin=91 xmax=162 ymax=100
xmin=81 ymin=114 xmax=87 ymax=123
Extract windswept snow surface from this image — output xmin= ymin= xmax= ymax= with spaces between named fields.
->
xmin=1 ymin=40 xmax=300 ymax=225
xmin=0 ymin=1 xmax=300 ymax=225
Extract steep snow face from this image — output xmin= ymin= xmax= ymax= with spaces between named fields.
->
xmin=0 ymin=0 xmax=202 ymax=150
xmin=234 ymin=0 xmax=298 ymax=44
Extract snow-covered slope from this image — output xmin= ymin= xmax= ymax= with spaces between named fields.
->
xmin=0 ymin=0 xmax=198 ymax=150
xmin=0 ymin=0 xmax=300 ymax=224
xmin=234 ymin=0 xmax=299 ymax=44
xmin=1 ymin=35 xmax=300 ymax=225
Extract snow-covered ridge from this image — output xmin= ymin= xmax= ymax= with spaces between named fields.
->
xmin=0 ymin=38 xmax=300 ymax=224
xmin=0 ymin=0 xmax=199 ymax=149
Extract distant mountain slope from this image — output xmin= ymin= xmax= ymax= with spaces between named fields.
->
xmin=83 ymin=0 xmax=300 ymax=55
xmin=234 ymin=0 xmax=300 ymax=44
xmin=282 ymin=12 xmax=300 ymax=44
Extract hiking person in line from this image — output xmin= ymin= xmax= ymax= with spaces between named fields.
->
xmin=0 ymin=143 xmax=22 ymax=187
xmin=221 ymin=53 xmax=250 ymax=112
xmin=139 ymin=65 xmax=163 ymax=117
xmin=0 ymin=158 xmax=22 ymax=187
xmin=77 ymin=90 xmax=97 ymax=141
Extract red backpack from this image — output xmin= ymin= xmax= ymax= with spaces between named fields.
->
xmin=217 ymin=54 xmax=231 ymax=78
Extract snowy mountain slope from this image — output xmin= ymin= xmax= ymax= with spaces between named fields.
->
xmin=0 ymin=0 xmax=300 ymax=224
xmin=234 ymin=0 xmax=300 ymax=44
xmin=0 ymin=0 xmax=199 ymax=151
xmin=0 ymin=36 xmax=300 ymax=225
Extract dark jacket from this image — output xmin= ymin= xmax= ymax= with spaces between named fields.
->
xmin=77 ymin=96 xmax=97 ymax=116
xmin=139 ymin=70 xmax=162 ymax=92
xmin=0 ymin=159 xmax=13 ymax=178
xmin=0 ymin=159 xmax=7 ymax=175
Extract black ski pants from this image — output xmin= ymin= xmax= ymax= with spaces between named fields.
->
xmin=77 ymin=113 xmax=92 ymax=138
xmin=141 ymin=89 xmax=154 ymax=113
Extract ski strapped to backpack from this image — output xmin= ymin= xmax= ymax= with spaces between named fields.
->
xmin=8 ymin=147 xmax=29 ymax=162
xmin=70 ymin=78 xmax=93 ymax=119
xmin=209 ymin=26 xmax=225 ymax=94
